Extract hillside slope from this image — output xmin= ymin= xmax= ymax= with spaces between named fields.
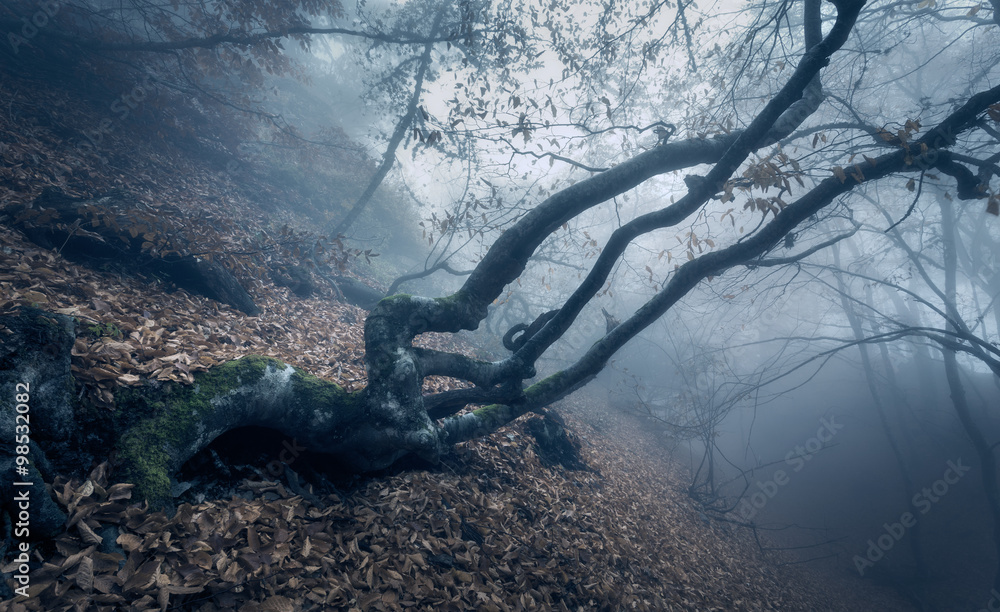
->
xmin=0 ymin=392 xmax=919 ymax=611
xmin=0 ymin=67 xmax=916 ymax=611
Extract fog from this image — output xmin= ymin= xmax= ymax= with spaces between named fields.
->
xmin=596 ymin=240 xmax=1000 ymax=608
xmin=164 ymin=0 xmax=1000 ymax=605
xmin=3 ymin=0 xmax=1000 ymax=609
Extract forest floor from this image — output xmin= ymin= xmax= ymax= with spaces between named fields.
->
xmin=0 ymin=65 xmax=919 ymax=610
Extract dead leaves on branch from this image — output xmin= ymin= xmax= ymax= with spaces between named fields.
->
xmin=711 ymin=150 xmax=802 ymax=222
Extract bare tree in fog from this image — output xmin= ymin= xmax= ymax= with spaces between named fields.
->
xmin=887 ymin=193 xmax=998 ymax=591
xmin=612 ymin=309 xmax=804 ymax=511
xmin=784 ymin=186 xmax=1000 ymax=592
xmin=7 ymin=8 xmax=1000 ymax=592
xmin=828 ymin=239 xmax=931 ymax=593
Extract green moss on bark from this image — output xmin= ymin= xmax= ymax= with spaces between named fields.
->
xmin=433 ymin=291 xmax=464 ymax=308
xmin=470 ymin=403 xmax=505 ymax=421
xmin=115 ymin=356 xmax=279 ymax=506
xmin=524 ymin=371 xmax=566 ymax=398
xmin=290 ymin=367 xmax=360 ymax=413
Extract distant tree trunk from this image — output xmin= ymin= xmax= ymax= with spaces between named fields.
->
xmin=939 ymin=197 xmax=1000 ymax=592
xmin=324 ymin=14 xmax=442 ymax=239
xmin=831 ymin=244 xmax=929 ymax=595
xmin=883 ymin=286 xmax=939 ymax=404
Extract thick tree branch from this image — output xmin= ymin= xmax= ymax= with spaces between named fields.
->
xmin=933 ymin=151 xmax=990 ymax=200
xmin=752 ymin=227 xmax=860 ymax=267
xmin=411 ymin=348 xmax=517 ymax=387
xmin=455 ymin=0 xmax=864 ymax=338
xmin=437 ymin=80 xmax=1000 ymax=441
xmin=507 ymin=0 xmax=867 ymax=367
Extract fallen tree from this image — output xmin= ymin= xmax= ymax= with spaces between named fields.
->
xmin=1 ymin=189 xmax=260 ymax=316
xmin=3 ymin=0 xmax=999 ymax=537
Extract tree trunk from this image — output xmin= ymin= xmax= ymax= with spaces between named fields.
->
xmin=0 ymin=309 xmax=77 ymax=541
xmin=831 ymin=245 xmax=930 ymax=603
xmin=940 ymin=197 xmax=1000 ymax=592
xmin=324 ymin=13 xmax=443 ymax=239
xmin=0 ymin=300 xmax=562 ymax=524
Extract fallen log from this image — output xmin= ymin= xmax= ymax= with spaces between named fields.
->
xmin=2 ymin=189 xmax=260 ymax=316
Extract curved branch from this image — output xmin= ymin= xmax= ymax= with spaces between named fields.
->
xmin=452 ymin=81 xmax=1000 ymax=438
xmin=385 ymin=262 xmax=474 ymax=296
xmin=451 ymin=0 xmax=865 ymax=337
xmin=424 ymin=385 xmax=522 ymax=420
xmin=933 ymin=151 xmax=990 ymax=200
xmin=412 ymin=348 xmax=514 ymax=387
xmin=498 ymin=137 xmax=610 ymax=173
xmin=752 ymin=227 xmax=860 ymax=267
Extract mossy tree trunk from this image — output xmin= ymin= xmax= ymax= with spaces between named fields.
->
xmin=6 ymin=0 xmax=1000 ymax=512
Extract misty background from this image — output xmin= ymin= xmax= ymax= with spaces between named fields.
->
xmin=2 ymin=0 xmax=999 ymax=609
